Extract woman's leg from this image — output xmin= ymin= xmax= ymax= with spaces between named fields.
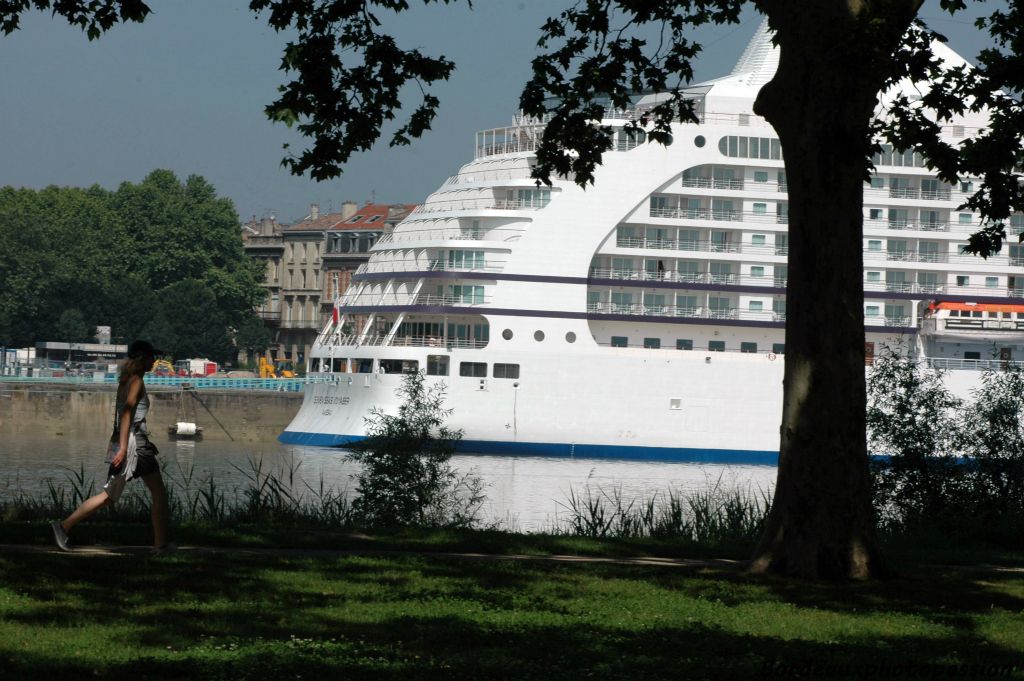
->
xmin=62 ymin=491 xmax=113 ymax=533
xmin=142 ymin=470 xmax=169 ymax=548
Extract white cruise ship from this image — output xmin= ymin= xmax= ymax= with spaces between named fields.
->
xmin=280 ymin=23 xmax=1020 ymax=461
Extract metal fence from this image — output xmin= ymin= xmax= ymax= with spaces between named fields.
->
xmin=0 ymin=374 xmax=333 ymax=392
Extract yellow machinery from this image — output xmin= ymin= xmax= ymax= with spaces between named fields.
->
xmin=258 ymin=356 xmax=296 ymax=378
xmin=152 ymin=359 xmax=175 ymax=376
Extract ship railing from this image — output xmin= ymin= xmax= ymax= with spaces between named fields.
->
xmin=326 ymin=334 xmax=487 ymax=349
xmin=588 ymin=268 xmax=786 ymax=288
xmin=0 ymin=374 xmax=334 ymax=392
xmin=586 ymin=301 xmax=785 ymax=322
xmin=864 ymin=315 xmax=913 ymax=327
xmin=474 ymin=124 xmax=546 ymax=159
xmin=648 ymin=206 xmax=790 ymax=225
xmin=880 ymin=219 xmax=951 ymax=232
xmin=371 ymin=226 xmax=525 ymax=245
xmin=613 ymin=237 xmax=788 ymax=257
xmin=409 ymin=198 xmax=549 ymax=216
xmin=925 ymin=357 xmax=1024 ymax=371
xmin=353 ymin=260 xmax=505 ymax=275
xmin=413 ymin=293 xmax=490 ymax=306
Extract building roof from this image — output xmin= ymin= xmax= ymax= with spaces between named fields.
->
xmin=325 ymin=203 xmax=418 ymax=231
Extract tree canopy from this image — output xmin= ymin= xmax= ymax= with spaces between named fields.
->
xmin=0 ymin=170 xmax=266 ymax=362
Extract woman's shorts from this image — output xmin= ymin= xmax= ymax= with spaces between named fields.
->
xmin=102 ymin=434 xmax=160 ymax=503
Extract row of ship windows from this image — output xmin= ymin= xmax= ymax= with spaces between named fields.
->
xmin=609 ymin=336 xmax=786 ymax=354
xmin=311 ymin=356 xmax=520 ymax=379
xmin=717 ymin=138 xmax=966 ymax=168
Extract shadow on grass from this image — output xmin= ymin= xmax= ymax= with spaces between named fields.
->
xmin=1 ymin=550 xmax=1022 ymax=681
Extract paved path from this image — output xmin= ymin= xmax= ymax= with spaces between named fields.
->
xmin=0 ymin=543 xmax=741 ymax=569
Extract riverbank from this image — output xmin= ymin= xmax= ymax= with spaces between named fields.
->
xmin=0 ymin=382 xmax=302 ymax=442
xmin=1 ymin=526 xmax=1021 ymax=681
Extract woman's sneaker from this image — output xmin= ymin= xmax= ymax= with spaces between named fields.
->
xmin=50 ymin=521 xmax=71 ymax=552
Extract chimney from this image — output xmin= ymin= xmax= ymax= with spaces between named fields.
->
xmin=341 ymin=200 xmax=358 ymax=219
xmin=261 ymin=216 xmax=275 ymax=236
xmin=310 ymin=203 xmax=320 ymax=221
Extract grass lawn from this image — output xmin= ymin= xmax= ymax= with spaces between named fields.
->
xmin=1 ymin=526 xmax=1023 ymax=680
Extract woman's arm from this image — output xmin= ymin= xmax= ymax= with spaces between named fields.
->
xmin=111 ymin=376 xmax=143 ymax=467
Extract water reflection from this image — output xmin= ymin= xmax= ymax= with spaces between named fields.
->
xmin=1 ymin=431 xmax=777 ymax=530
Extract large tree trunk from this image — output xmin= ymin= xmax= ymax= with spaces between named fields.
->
xmin=748 ymin=3 xmax=921 ymax=580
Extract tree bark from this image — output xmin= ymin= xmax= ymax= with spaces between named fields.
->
xmin=748 ymin=2 xmax=921 ymax=580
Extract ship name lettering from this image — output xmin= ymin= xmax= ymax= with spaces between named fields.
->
xmin=313 ymin=396 xmax=350 ymax=405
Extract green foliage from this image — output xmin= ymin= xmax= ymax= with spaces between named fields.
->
xmin=0 ymin=171 xmax=266 ymax=362
xmin=347 ymin=370 xmax=484 ymax=528
xmin=867 ymin=348 xmax=1024 ymax=545
xmin=55 ymin=308 xmax=93 ymax=343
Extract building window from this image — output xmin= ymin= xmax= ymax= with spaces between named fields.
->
xmin=750 ymin=266 xmax=765 ymax=278
xmin=986 ymin=276 xmax=999 ymax=288
xmin=493 ymin=363 xmax=520 ymax=379
xmin=708 ymin=340 xmax=725 ymax=352
xmin=752 ymin=202 xmax=767 ymax=215
xmin=869 ymin=208 xmax=883 ymax=219
xmin=753 ymin=171 xmax=768 ymax=183
xmin=751 ymin=234 xmax=766 ymax=246
xmin=676 ymin=339 xmax=693 ymax=350
xmin=959 ymin=213 xmax=973 ymax=225
xmin=459 ymin=362 xmax=487 ymax=377
xmin=610 ymin=336 xmax=628 ymax=348
xmin=960 ymin=181 xmax=973 ymax=192
xmin=870 ymin=177 xmax=884 ymax=188
xmin=772 ymin=343 xmax=785 ymax=355
xmin=866 ymin=271 xmax=881 ymax=282
xmin=643 ymin=338 xmax=661 ymax=349
xmin=867 ymin=240 xmax=882 ymax=251
xmin=740 ymin=342 xmax=757 ymax=353
xmin=957 ymin=275 xmax=970 ymax=286
xmin=748 ymin=300 xmax=764 ymax=311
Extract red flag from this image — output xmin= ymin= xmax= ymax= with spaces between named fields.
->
xmin=332 ymin=307 xmax=339 ymax=324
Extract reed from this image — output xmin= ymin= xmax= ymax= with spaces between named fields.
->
xmin=0 ymin=456 xmax=356 ymax=528
xmin=555 ymin=476 xmax=772 ymax=544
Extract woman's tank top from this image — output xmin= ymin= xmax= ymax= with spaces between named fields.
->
xmin=113 ymin=384 xmax=149 ymax=434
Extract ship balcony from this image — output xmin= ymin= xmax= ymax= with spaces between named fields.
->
xmin=410 ymin=198 xmax=546 ymax=216
xmin=679 ymin=177 xmax=747 ymax=191
xmin=649 ymin=206 xmax=788 ymax=225
xmin=613 ymin=237 xmax=788 ymax=257
xmin=885 ymin=187 xmax=953 ymax=201
xmin=589 ymin=267 xmax=786 ymax=288
xmin=323 ymin=333 xmax=488 ymax=349
xmin=374 ymin=226 xmax=526 ymax=245
xmin=353 ymin=259 xmax=506 ymax=276
xmin=587 ymin=301 xmax=786 ymax=323
xmin=875 ymin=219 xmax=951 ymax=233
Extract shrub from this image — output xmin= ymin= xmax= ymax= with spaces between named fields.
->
xmin=347 ymin=370 xmax=485 ymax=528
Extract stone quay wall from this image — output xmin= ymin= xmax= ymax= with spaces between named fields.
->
xmin=0 ymin=383 xmax=302 ymax=442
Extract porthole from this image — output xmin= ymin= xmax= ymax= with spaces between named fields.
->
xmin=694 ymin=135 xmax=705 ymax=148
xmin=502 ymin=329 xmax=513 ymax=340
xmin=565 ymin=331 xmax=577 ymax=343
xmin=534 ymin=330 xmax=545 ymax=342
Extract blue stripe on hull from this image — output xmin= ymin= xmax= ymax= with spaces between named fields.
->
xmin=278 ymin=430 xmax=779 ymax=465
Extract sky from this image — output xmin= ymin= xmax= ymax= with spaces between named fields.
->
xmin=0 ymin=1 xmax=999 ymax=225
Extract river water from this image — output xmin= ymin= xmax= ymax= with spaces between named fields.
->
xmin=1 ymin=431 xmax=777 ymax=531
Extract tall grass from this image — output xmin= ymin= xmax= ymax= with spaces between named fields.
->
xmin=0 ymin=456 xmax=356 ymax=528
xmin=555 ymin=476 xmax=772 ymax=544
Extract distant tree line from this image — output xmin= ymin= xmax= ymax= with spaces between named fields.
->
xmin=0 ymin=169 xmax=270 ymax=363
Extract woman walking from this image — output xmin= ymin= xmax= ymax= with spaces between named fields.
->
xmin=51 ymin=340 xmax=172 ymax=553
